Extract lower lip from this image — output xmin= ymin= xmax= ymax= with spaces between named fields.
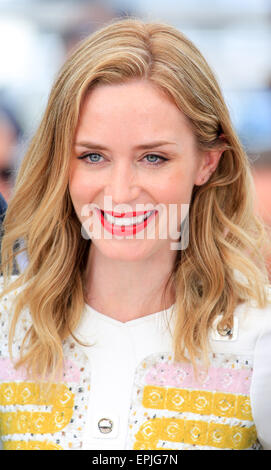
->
xmin=96 ymin=209 xmax=157 ymax=236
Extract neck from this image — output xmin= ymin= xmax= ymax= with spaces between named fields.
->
xmin=83 ymin=245 xmax=176 ymax=323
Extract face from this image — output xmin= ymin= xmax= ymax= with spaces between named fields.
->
xmin=69 ymin=79 xmax=221 ymax=262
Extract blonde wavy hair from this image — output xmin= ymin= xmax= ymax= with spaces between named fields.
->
xmin=1 ymin=17 xmax=270 ymax=382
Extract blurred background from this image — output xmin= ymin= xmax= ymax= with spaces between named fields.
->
xmin=0 ymin=0 xmax=270 ymax=275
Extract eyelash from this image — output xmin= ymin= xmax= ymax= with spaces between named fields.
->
xmin=77 ymin=152 xmax=169 ymax=166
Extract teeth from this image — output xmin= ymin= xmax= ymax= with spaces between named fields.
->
xmin=103 ymin=210 xmax=154 ymax=226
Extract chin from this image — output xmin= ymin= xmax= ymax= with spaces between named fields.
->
xmin=92 ymin=239 xmax=159 ymax=262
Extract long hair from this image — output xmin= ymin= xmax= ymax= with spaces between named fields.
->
xmin=1 ymin=17 xmax=270 ymax=382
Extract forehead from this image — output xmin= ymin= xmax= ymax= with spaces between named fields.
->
xmin=76 ymin=80 xmax=194 ymax=141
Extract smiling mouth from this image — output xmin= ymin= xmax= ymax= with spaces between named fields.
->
xmin=96 ymin=208 xmax=158 ymax=235
xmin=101 ymin=210 xmax=155 ymax=226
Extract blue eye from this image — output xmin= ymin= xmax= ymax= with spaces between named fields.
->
xmin=144 ymin=153 xmax=168 ymax=166
xmin=78 ymin=153 xmax=104 ymax=163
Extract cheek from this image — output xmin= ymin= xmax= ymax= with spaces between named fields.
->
xmin=155 ymin=169 xmax=195 ymax=205
xmin=68 ymin=168 xmax=98 ymax=225
xmin=68 ymin=166 xmax=96 ymax=206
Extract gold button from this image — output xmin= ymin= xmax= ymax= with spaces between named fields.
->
xmin=98 ymin=418 xmax=113 ymax=434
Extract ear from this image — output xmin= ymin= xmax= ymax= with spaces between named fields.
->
xmin=194 ymin=149 xmax=224 ymax=186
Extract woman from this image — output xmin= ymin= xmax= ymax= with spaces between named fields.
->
xmin=0 ymin=17 xmax=271 ymax=451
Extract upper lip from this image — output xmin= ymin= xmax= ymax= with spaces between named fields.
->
xmin=101 ymin=210 xmax=154 ymax=217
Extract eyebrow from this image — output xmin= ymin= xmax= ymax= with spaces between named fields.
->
xmin=74 ymin=140 xmax=177 ymax=150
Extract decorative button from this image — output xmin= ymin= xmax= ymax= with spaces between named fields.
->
xmin=211 ymin=315 xmax=238 ymax=341
xmin=98 ymin=418 xmax=113 ymax=434
xmin=219 ymin=326 xmax=232 ymax=337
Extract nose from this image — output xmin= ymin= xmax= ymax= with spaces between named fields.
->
xmin=104 ymin=160 xmax=141 ymax=204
